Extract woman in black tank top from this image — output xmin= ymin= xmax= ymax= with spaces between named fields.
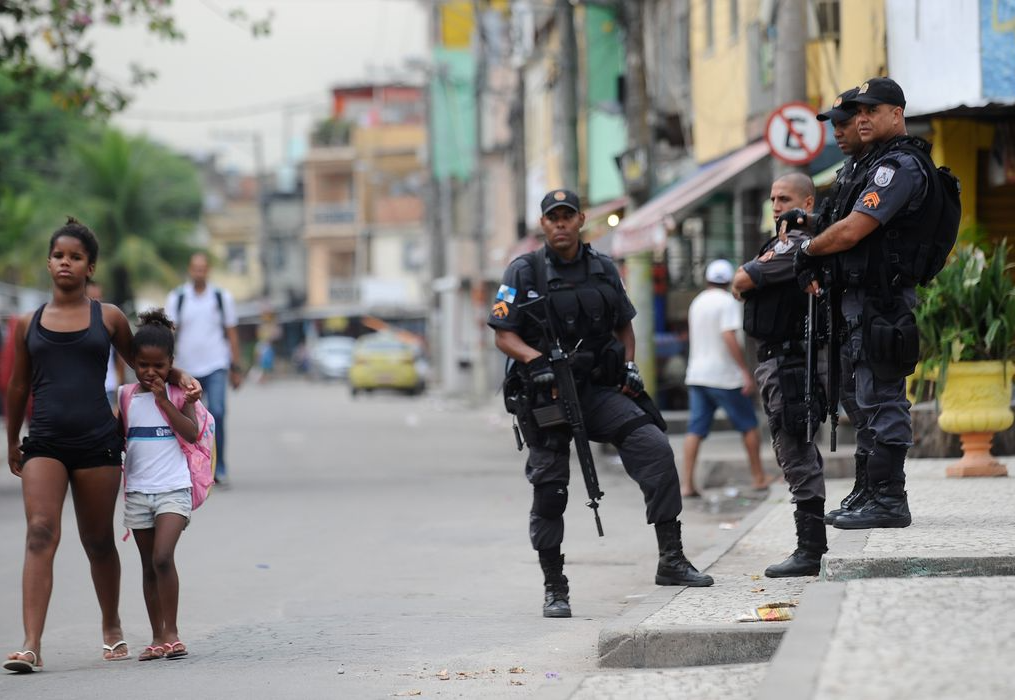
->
xmin=3 ymin=219 xmax=202 ymax=673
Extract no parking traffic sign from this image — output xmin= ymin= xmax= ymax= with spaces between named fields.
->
xmin=765 ymin=102 xmax=826 ymax=166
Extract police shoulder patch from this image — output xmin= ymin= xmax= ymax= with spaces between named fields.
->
xmin=496 ymin=284 xmax=517 ymax=303
xmin=873 ymin=165 xmax=895 ymax=187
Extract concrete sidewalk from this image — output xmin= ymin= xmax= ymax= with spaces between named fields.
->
xmin=552 ymin=455 xmax=1015 ymax=699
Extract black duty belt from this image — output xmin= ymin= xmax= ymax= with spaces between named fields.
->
xmin=757 ymin=341 xmax=804 ymax=363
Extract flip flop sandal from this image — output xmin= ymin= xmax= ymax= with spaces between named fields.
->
xmin=3 ymin=650 xmax=40 ymax=673
xmin=138 ymin=645 xmax=166 ymax=662
xmin=163 ymin=641 xmax=188 ymax=659
xmin=103 ymin=640 xmax=130 ymax=661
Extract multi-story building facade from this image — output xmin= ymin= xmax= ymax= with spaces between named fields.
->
xmin=303 ymin=84 xmax=428 ymax=323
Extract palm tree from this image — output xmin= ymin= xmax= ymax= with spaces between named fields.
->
xmin=71 ymin=128 xmax=202 ymax=309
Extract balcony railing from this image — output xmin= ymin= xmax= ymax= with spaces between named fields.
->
xmin=329 ymin=278 xmax=360 ymax=303
xmin=312 ymin=203 xmax=357 ymax=225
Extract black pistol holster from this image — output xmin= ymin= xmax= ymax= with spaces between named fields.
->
xmin=775 ymin=355 xmax=827 ymax=438
xmin=862 ymin=293 xmax=919 ymax=381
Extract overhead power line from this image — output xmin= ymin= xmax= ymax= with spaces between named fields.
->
xmin=118 ymin=95 xmax=328 ymax=122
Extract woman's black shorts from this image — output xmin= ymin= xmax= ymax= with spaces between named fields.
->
xmin=20 ymin=433 xmax=124 ymax=470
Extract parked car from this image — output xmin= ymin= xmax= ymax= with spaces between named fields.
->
xmin=310 ymin=336 xmax=356 ymax=380
xmin=349 ymin=333 xmax=425 ymax=396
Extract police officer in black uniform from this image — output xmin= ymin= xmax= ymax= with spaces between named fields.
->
xmin=489 ymin=189 xmax=713 ymax=618
xmin=813 ymin=87 xmax=881 ymax=524
xmin=792 ymin=78 xmax=931 ymax=529
xmin=733 ymin=173 xmax=828 ymax=577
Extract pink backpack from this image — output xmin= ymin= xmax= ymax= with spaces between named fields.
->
xmin=118 ymin=383 xmax=216 ymax=509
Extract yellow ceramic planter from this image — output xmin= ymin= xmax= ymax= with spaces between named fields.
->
xmin=937 ymin=361 xmax=1014 ymax=477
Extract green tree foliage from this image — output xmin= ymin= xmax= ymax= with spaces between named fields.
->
xmin=71 ymin=129 xmax=203 ymax=308
xmin=0 ymin=66 xmax=95 ymax=286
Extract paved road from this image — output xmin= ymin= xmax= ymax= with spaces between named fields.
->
xmin=0 ymin=379 xmax=762 ymax=698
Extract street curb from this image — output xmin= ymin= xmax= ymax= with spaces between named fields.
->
xmin=596 ymin=492 xmax=783 ymax=668
xmin=754 ymin=581 xmax=847 ymax=700
xmin=825 ymin=553 xmax=1015 ymax=580
xmin=822 ymin=513 xmax=1015 ymax=581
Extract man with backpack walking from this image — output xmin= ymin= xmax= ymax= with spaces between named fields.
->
xmin=166 ymin=252 xmax=243 ymax=486
xmin=788 ymin=77 xmax=961 ymax=530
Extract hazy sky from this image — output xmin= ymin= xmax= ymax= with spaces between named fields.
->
xmin=91 ymin=0 xmax=430 ymax=174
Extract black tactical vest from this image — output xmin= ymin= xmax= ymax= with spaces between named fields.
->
xmin=838 ymin=136 xmax=935 ymax=290
xmin=833 ymin=146 xmax=882 ymax=288
xmin=742 ymin=238 xmax=809 ymax=344
xmin=520 ymin=246 xmax=621 ymax=358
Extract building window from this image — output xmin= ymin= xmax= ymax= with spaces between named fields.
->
xmin=814 ymin=0 xmax=840 ymax=40
xmin=226 ymin=244 xmax=247 ymax=275
xmin=705 ymin=0 xmax=715 ymax=51
xmin=729 ymin=0 xmax=739 ymax=41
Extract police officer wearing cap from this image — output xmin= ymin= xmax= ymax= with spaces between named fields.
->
xmin=489 ymin=189 xmax=713 ymax=618
xmin=789 ymin=77 xmax=933 ymax=529
xmin=732 ymin=173 xmax=829 ymax=577
xmin=812 ymin=87 xmax=881 ymax=525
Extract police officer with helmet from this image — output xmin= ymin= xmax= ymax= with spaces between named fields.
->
xmin=789 ymin=77 xmax=943 ymax=530
xmin=732 ymin=173 xmax=829 ymax=577
xmin=489 ymin=189 xmax=713 ymax=619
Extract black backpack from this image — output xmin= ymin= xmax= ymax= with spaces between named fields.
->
xmin=883 ymin=138 xmax=961 ymax=287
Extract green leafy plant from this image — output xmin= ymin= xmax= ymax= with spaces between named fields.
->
xmin=914 ymin=240 xmax=1015 ymax=393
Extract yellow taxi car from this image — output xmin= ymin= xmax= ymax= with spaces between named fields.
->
xmin=348 ymin=332 xmax=425 ymax=396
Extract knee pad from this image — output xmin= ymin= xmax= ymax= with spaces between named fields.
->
xmin=532 ymin=482 xmax=568 ymax=520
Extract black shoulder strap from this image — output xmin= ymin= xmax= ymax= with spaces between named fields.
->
xmin=214 ymin=289 xmax=226 ymax=335
xmin=175 ymin=287 xmax=185 ymax=319
xmin=523 ymin=249 xmax=549 ymax=298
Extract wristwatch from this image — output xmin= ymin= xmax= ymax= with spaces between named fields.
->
xmin=230 ymin=362 xmax=242 ymax=372
xmin=800 ymin=239 xmax=814 ymax=256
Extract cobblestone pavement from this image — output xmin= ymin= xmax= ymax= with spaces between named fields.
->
xmin=814 ymin=577 xmax=1015 ymax=700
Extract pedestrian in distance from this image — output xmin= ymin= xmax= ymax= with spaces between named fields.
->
xmin=681 ymin=259 xmax=775 ymax=498
xmin=166 ymin=252 xmax=242 ymax=486
xmin=4 ymin=218 xmax=200 ymax=674
xmin=116 ymin=309 xmax=197 ymax=662
xmin=490 ymin=189 xmax=713 ymax=619
xmin=788 ymin=77 xmax=961 ymax=529
xmin=732 ymin=173 xmax=830 ymax=577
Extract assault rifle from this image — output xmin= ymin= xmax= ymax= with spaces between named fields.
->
xmin=824 ymin=262 xmax=840 ymax=452
xmin=804 ymin=292 xmax=819 ymax=445
xmin=517 ymin=296 xmax=605 ymax=537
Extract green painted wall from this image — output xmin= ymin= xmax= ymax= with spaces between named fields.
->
xmin=585 ymin=5 xmax=625 ymax=204
xmin=430 ymin=47 xmax=476 ymax=181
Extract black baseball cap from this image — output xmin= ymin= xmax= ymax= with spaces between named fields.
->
xmin=540 ymin=189 xmax=581 ymax=216
xmin=850 ymin=77 xmax=906 ymax=109
xmin=817 ymin=87 xmax=860 ymax=123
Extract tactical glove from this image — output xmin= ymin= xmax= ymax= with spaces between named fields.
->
xmin=793 ymin=243 xmax=823 ymax=291
xmin=777 ymin=208 xmax=809 ymax=234
xmin=623 ymin=361 xmax=645 ymax=396
xmin=526 ymin=355 xmax=555 ymax=386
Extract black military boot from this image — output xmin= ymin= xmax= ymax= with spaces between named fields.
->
xmin=833 ymin=445 xmax=911 ymax=529
xmin=539 ymin=553 xmax=571 ymax=618
xmin=765 ymin=501 xmax=827 ymax=578
xmin=832 ymin=481 xmax=911 ymax=529
xmin=654 ymin=520 xmax=714 ymax=587
xmin=824 ymin=454 xmax=869 ymax=524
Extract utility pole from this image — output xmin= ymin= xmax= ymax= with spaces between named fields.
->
xmin=774 ymin=0 xmax=808 ymax=176
xmin=618 ymin=0 xmax=657 ymax=394
xmin=620 ymin=0 xmax=653 ymax=206
xmin=556 ymin=0 xmax=579 ymax=187
xmin=471 ymin=0 xmax=490 ymax=402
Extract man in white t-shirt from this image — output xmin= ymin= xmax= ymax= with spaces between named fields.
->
xmin=166 ymin=253 xmax=243 ymax=485
xmin=681 ymin=259 xmax=772 ymax=497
